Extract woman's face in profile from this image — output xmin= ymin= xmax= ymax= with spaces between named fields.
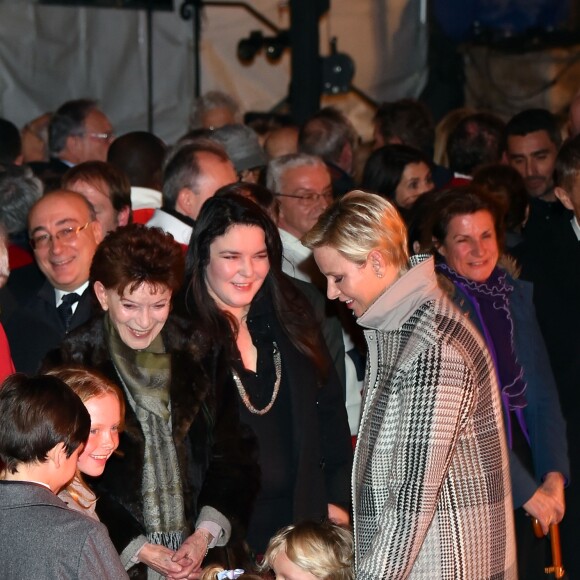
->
xmin=438 ymin=210 xmax=499 ymax=282
xmin=313 ymin=245 xmax=399 ymax=318
xmin=205 ymin=224 xmax=270 ymax=319
xmin=93 ymin=281 xmax=172 ymax=350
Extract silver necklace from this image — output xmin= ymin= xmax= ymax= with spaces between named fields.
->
xmin=232 ymin=342 xmax=281 ymax=415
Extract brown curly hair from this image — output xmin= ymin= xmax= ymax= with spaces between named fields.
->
xmin=90 ymin=223 xmax=184 ymax=296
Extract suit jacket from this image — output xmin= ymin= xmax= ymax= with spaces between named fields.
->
xmin=515 ymin=215 xmax=580 ymax=418
xmin=515 ymin=215 xmax=580 ymax=577
xmin=28 ymin=156 xmax=70 ymax=188
xmin=0 ymin=481 xmax=128 ymax=579
xmin=3 ymin=263 xmax=94 ymax=373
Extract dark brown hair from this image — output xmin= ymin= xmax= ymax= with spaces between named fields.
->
xmin=0 ymin=373 xmax=90 ymax=474
xmin=90 ymin=223 xmax=184 ymax=296
xmin=430 ymin=186 xmax=505 ymax=253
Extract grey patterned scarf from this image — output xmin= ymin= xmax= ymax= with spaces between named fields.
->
xmin=105 ymin=316 xmax=187 ymax=551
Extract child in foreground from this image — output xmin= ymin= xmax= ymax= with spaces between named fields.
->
xmin=262 ymin=521 xmax=353 ymax=580
xmin=46 ymin=366 xmax=124 ymax=518
xmin=200 ymin=521 xmax=353 ymax=580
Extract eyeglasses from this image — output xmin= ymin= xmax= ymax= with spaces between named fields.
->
xmin=30 ymin=222 xmax=91 ymax=250
xmin=276 ymin=190 xmax=333 ymax=205
xmin=86 ymin=132 xmax=115 ymax=143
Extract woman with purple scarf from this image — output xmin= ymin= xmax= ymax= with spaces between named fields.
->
xmin=430 ymin=187 xmax=569 ymax=580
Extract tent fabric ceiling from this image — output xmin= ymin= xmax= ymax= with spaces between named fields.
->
xmin=0 ymin=0 xmax=427 ymax=143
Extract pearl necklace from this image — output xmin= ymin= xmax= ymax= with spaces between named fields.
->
xmin=231 ymin=342 xmax=281 ymax=415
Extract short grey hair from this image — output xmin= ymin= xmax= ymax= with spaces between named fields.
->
xmin=266 ymin=153 xmax=327 ymax=194
xmin=189 ymin=90 xmax=240 ymax=129
xmin=0 ymin=165 xmax=43 ymax=234
xmin=298 ymin=107 xmax=357 ymax=165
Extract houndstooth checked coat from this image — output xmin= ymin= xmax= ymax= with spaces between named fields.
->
xmin=353 ymin=256 xmax=517 ymax=579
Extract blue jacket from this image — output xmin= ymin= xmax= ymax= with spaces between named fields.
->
xmin=447 ymin=274 xmax=569 ymax=508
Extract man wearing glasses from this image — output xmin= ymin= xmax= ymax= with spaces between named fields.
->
xmin=267 ymin=153 xmax=333 ymax=286
xmin=3 ymin=190 xmax=102 ymax=373
xmin=30 ymin=99 xmax=114 ymax=187
xmin=267 ymin=153 xmax=363 ymax=443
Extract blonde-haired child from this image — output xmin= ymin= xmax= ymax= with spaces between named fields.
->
xmin=262 ymin=521 xmax=353 ymax=580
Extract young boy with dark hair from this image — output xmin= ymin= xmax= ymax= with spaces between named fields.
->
xmin=0 ymin=373 xmax=128 ymax=579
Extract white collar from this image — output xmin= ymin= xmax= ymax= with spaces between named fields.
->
xmin=130 ymin=186 xmax=163 ymax=210
xmin=147 ymin=209 xmax=192 ymax=245
xmin=279 ymin=228 xmax=311 ymax=257
xmin=571 ymin=216 xmax=580 ymax=241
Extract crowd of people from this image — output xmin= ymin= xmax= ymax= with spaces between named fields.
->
xmin=0 ymin=90 xmax=578 ymax=579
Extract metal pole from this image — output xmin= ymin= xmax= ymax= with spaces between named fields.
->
xmin=146 ymin=4 xmax=154 ymax=131
xmin=289 ymin=0 xmax=326 ymax=124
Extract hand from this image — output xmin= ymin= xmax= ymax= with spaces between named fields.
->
xmin=523 ymin=472 xmax=566 ymax=535
xmin=137 ymin=543 xmax=190 ymax=577
xmin=328 ymin=503 xmax=350 ymax=526
xmin=168 ymin=529 xmax=211 ymax=579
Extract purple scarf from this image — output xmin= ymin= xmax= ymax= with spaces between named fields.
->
xmin=437 ymin=263 xmax=528 ymax=410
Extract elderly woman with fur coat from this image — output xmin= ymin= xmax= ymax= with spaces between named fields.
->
xmin=46 ymin=224 xmax=258 ymax=580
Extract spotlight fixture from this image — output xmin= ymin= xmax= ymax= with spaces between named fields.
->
xmin=322 ymin=38 xmax=355 ymax=95
xmin=237 ymin=30 xmax=290 ymax=63
xmin=237 ymin=31 xmax=265 ymax=63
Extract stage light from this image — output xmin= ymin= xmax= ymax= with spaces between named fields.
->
xmin=237 ymin=31 xmax=265 ymax=63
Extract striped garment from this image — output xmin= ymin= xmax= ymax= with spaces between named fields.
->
xmin=353 ymin=256 xmax=516 ymax=579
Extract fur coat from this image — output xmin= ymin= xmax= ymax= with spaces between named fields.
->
xmin=46 ymin=313 xmax=259 ymax=578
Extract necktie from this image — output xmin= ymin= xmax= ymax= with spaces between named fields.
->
xmin=57 ymin=292 xmax=81 ymax=332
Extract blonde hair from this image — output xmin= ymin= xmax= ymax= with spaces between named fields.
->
xmin=262 ymin=521 xmax=354 ymax=580
xmin=302 ymin=190 xmax=409 ymax=271
xmin=46 ymin=366 xmax=125 ymax=424
xmin=199 ymin=566 xmax=263 ymax=580
xmin=45 ymin=366 xmax=125 ymax=507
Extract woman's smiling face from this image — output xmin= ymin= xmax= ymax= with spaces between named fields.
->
xmin=205 ymin=224 xmax=270 ymax=320
xmin=94 ymin=281 xmax=172 ymax=350
xmin=438 ymin=210 xmax=499 ymax=282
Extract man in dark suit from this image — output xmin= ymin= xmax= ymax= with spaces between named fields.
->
xmin=516 ymin=134 xmax=580 ymax=577
xmin=3 ymin=189 xmax=102 ymax=372
xmin=0 ymin=373 xmax=128 ymax=579
xmin=29 ymin=99 xmax=114 ymax=189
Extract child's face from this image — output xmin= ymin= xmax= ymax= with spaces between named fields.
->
xmin=272 ymin=550 xmax=319 ymax=580
xmin=77 ymin=393 xmax=121 ymax=477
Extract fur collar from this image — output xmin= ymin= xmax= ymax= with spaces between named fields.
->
xmin=54 ymin=312 xmax=214 ymax=442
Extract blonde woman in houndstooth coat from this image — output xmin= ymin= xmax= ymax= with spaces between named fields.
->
xmin=304 ymin=191 xmax=517 ymax=580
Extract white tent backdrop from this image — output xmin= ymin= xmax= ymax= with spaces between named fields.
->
xmin=0 ymin=0 xmax=427 ymax=143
